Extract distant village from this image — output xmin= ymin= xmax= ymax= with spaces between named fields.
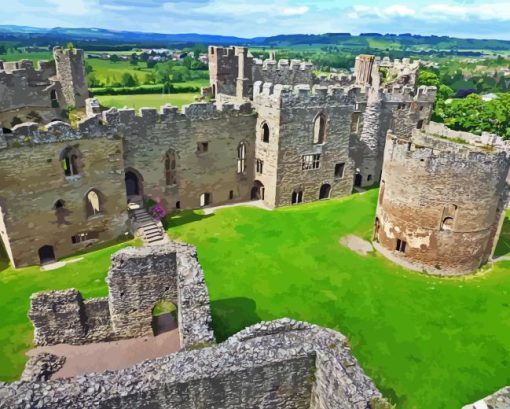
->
xmin=87 ymin=49 xmax=209 ymax=64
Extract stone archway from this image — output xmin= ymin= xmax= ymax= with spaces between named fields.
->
xmin=354 ymin=173 xmax=363 ymax=188
xmin=319 ymin=184 xmax=331 ymax=200
xmin=151 ymin=301 xmax=178 ymax=336
xmin=251 ymin=180 xmax=265 ymax=200
xmin=38 ymin=245 xmax=55 ymax=265
xmin=124 ymin=169 xmax=144 ymax=202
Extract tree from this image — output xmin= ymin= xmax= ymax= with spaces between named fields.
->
xmin=0 ymin=45 xmax=6 ymax=55
xmin=120 ymin=72 xmax=137 ymax=87
xmin=418 ymin=70 xmax=441 ymax=88
xmin=110 ymin=54 xmax=120 ymax=63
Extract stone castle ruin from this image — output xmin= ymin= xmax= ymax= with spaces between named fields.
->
xmin=374 ymin=122 xmax=510 ymax=275
xmin=29 ymin=243 xmax=215 ymax=348
xmin=0 ymin=45 xmax=438 ymax=268
xmin=0 ymin=47 xmax=87 ymax=128
xmin=0 ymin=243 xmax=385 ymax=409
xmin=0 ymin=44 xmax=509 ymax=408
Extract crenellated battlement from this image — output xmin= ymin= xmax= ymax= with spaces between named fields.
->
xmin=253 ymin=58 xmax=314 ymax=72
xmin=0 ymin=59 xmax=56 ymax=83
xmin=253 ymin=81 xmax=368 ymax=108
xmin=387 ymin=128 xmax=510 ymax=165
xmin=0 ymin=100 xmax=254 ymax=149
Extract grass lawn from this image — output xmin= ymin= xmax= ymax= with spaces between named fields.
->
xmin=0 ymin=52 xmax=53 ymax=62
xmin=166 ymin=190 xmax=510 ymax=409
xmin=0 ymin=240 xmax=136 ymax=382
xmin=96 ymin=93 xmax=200 ymax=110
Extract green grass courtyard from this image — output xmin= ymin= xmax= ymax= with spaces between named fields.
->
xmin=0 ymin=190 xmax=509 ymax=409
xmin=96 ymin=93 xmax=200 ymax=110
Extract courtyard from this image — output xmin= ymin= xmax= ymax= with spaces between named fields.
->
xmin=0 ymin=189 xmax=509 ymax=409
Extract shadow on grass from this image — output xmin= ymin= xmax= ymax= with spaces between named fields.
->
xmin=210 ymin=297 xmax=261 ymax=342
xmin=163 ymin=210 xmax=214 ymax=230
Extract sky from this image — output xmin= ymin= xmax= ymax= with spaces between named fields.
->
xmin=4 ymin=0 xmax=510 ymax=40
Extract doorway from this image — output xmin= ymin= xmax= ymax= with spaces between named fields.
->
xmin=251 ymin=180 xmax=265 ymax=200
xmin=38 ymin=245 xmax=56 ymax=265
xmin=319 ymin=184 xmax=331 ymax=200
xmin=354 ymin=173 xmax=363 ymax=187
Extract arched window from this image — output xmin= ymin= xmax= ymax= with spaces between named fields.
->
xmin=292 ymin=190 xmax=303 ymax=205
xmin=313 ymin=114 xmax=326 ymax=144
xmin=441 ymin=217 xmax=454 ymax=231
xmin=237 ymin=142 xmax=246 ymax=174
xmin=54 ymin=199 xmax=65 ymax=209
xmin=319 ymin=184 xmax=331 ymax=200
xmin=85 ymin=189 xmax=103 ymax=218
xmin=262 ymin=123 xmax=270 ymax=143
xmin=165 ymin=150 xmax=177 ymax=186
xmin=60 ymin=146 xmax=80 ymax=177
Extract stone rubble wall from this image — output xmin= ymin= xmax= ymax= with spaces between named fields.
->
xmin=463 ymin=387 xmax=510 ymax=409
xmin=0 ymin=319 xmax=382 ymax=409
xmin=29 ymin=243 xmax=215 ymax=348
xmin=21 ymin=353 xmax=66 ymax=382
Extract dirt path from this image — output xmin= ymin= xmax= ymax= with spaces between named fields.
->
xmin=340 ymin=235 xmax=373 ymax=256
xmin=203 ymin=200 xmax=272 ymax=215
xmin=28 ymin=329 xmax=181 ymax=379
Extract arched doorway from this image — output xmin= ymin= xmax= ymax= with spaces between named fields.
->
xmin=319 ymin=184 xmax=331 ymax=200
xmin=251 ymin=181 xmax=265 ymax=200
xmin=38 ymin=245 xmax=55 ymax=265
xmin=354 ymin=173 xmax=363 ymax=187
xmin=124 ymin=169 xmax=143 ymax=202
xmin=151 ymin=301 xmax=178 ymax=336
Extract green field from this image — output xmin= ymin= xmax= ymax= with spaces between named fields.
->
xmin=86 ymin=58 xmax=154 ymax=84
xmin=1 ymin=191 xmax=509 ymax=409
xmin=0 ymin=52 xmax=52 ymax=63
xmin=96 ymin=93 xmax=200 ymax=110
xmin=166 ymin=191 xmax=510 ymax=409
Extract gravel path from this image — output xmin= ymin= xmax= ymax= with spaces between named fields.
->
xmin=28 ymin=329 xmax=181 ymax=379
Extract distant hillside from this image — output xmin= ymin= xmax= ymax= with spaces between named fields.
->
xmin=0 ymin=25 xmax=262 ymax=48
xmin=2 ymin=25 xmax=510 ymax=53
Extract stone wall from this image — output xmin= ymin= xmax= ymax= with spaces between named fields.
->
xmin=29 ymin=243 xmax=215 ymax=348
xmin=463 ymin=386 xmax=510 ymax=409
xmin=0 ymin=121 xmax=128 ymax=267
xmin=0 ymin=319 xmax=383 ymax=409
xmin=0 ymin=47 xmax=88 ymax=126
xmin=54 ymin=47 xmax=88 ymax=109
xmin=253 ymin=83 xmax=358 ymax=207
xmin=374 ymin=130 xmax=510 ymax=275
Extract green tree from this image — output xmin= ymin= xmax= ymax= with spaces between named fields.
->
xmin=120 ymin=72 xmax=137 ymax=87
xmin=418 ymin=70 xmax=441 ymax=88
xmin=110 ymin=54 xmax=120 ymax=63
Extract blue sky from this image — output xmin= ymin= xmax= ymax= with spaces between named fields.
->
xmin=4 ymin=0 xmax=510 ymax=40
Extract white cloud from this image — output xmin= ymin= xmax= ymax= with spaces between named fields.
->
xmin=347 ymin=2 xmax=510 ymax=22
xmin=46 ymin=0 xmax=98 ymax=15
xmin=164 ymin=0 xmax=308 ymax=17
xmin=281 ymin=6 xmax=309 ymax=16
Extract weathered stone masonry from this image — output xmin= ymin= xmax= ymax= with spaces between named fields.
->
xmin=374 ymin=124 xmax=510 ymax=275
xmin=0 ymin=46 xmax=436 ymax=267
xmin=29 ymin=243 xmax=215 ymax=348
xmin=0 ymin=47 xmax=87 ymax=126
xmin=0 ymin=319 xmax=384 ymax=409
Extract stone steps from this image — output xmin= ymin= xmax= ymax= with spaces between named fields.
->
xmin=131 ymin=207 xmax=166 ymax=245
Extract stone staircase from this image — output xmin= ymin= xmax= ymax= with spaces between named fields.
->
xmin=132 ymin=208 xmax=166 ymax=244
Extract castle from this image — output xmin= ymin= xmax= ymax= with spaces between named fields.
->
xmin=0 ymin=45 xmax=509 ymax=408
xmin=0 ymin=46 xmax=87 ymax=128
xmin=0 ymin=46 xmax=443 ymax=269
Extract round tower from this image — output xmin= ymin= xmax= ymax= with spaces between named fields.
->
xmin=374 ymin=129 xmax=510 ymax=275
